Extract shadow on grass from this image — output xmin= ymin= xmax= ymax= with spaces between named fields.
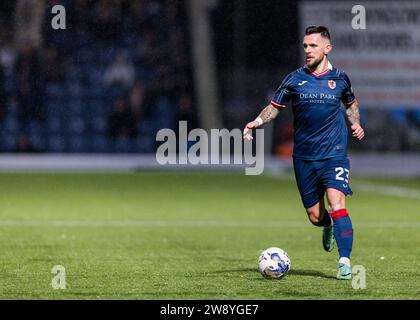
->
xmin=288 ymin=269 xmax=336 ymax=279
xmin=210 ymin=268 xmax=336 ymax=279
xmin=209 ymin=268 xmax=256 ymax=274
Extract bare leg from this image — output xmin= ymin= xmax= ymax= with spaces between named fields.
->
xmin=305 ymin=198 xmax=326 ymax=226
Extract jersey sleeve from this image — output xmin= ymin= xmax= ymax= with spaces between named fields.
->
xmin=271 ymin=72 xmax=294 ymax=108
xmin=341 ymin=73 xmax=356 ymax=106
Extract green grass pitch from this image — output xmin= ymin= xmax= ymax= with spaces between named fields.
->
xmin=0 ymin=171 xmax=419 ymax=299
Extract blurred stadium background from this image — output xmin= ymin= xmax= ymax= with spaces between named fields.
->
xmin=0 ymin=0 xmax=418 ymax=173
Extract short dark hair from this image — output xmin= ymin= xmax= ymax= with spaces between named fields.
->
xmin=305 ymin=25 xmax=331 ymax=41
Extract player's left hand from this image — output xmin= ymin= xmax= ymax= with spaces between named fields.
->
xmin=351 ymin=123 xmax=365 ymax=140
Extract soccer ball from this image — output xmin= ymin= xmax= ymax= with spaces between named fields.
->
xmin=258 ymin=247 xmax=291 ymax=279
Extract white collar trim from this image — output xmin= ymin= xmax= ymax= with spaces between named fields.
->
xmin=327 ymin=61 xmax=333 ymax=70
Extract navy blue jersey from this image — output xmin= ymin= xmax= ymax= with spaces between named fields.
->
xmin=271 ymin=63 xmax=355 ymax=160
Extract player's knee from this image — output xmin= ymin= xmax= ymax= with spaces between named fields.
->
xmin=328 ymin=200 xmax=345 ymax=212
xmin=327 ymin=191 xmax=346 ymax=212
xmin=306 ymin=209 xmax=321 ymax=225
xmin=310 ymin=216 xmax=320 ymax=226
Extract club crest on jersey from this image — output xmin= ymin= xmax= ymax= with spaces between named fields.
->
xmin=328 ymin=80 xmax=336 ymax=89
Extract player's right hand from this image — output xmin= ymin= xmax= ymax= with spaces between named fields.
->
xmin=243 ymin=120 xmax=260 ymax=141
xmin=351 ymin=123 xmax=365 ymax=140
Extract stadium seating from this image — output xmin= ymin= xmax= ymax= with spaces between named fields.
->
xmin=0 ymin=1 xmax=192 ymax=154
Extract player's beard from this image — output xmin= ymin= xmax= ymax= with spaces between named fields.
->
xmin=306 ymin=56 xmax=323 ymax=70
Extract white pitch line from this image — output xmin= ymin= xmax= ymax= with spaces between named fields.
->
xmin=354 ymin=182 xmax=420 ymax=200
xmin=0 ymin=220 xmax=305 ymax=228
xmin=269 ymin=173 xmax=420 ymax=200
xmin=0 ymin=220 xmax=418 ymax=228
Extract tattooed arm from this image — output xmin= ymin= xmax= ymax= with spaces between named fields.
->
xmin=243 ymin=104 xmax=280 ymax=140
xmin=259 ymin=104 xmax=280 ymax=123
xmin=346 ymin=100 xmax=365 ymax=140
